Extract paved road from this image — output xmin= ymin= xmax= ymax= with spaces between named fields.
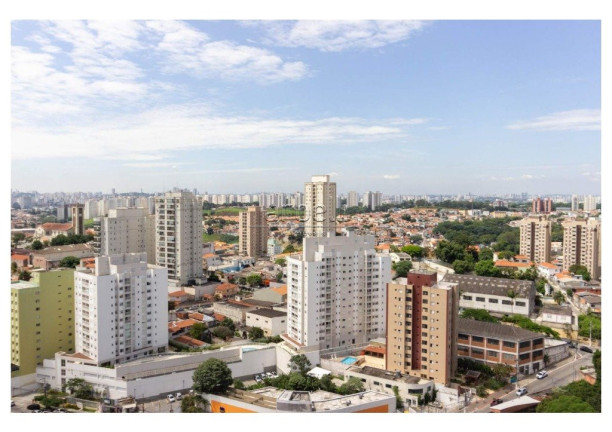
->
xmin=470 ymin=350 xmax=593 ymax=413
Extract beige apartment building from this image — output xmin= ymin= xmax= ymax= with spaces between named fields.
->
xmin=303 ymin=175 xmax=336 ymax=238
xmin=562 ymin=218 xmax=601 ymax=280
xmin=71 ymin=204 xmax=85 ymax=235
xmin=386 ymin=271 xmax=459 ymax=385
xmin=239 ymin=206 xmax=269 ymax=258
xmin=519 ymin=215 xmax=551 ymax=263
xmin=155 ymin=191 xmax=203 ymax=286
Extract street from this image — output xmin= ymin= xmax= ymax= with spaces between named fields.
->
xmin=470 ymin=349 xmax=594 ymax=413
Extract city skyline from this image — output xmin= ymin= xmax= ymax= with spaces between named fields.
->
xmin=11 ymin=20 xmax=601 ymax=195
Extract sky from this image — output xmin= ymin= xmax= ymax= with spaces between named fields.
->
xmin=10 ymin=19 xmax=601 ymax=195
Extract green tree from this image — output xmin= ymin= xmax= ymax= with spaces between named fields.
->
xmin=434 ymin=240 xmax=465 ymax=264
xmin=65 ymin=378 xmax=94 ymax=400
xmin=276 ymin=271 xmax=284 ymax=282
xmin=569 ymin=264 xmax=591 ymax=281
xmin=393 ymin=386 xmax=404 ymax=411
xmin=491 ymin=363 xmax=514 ymax=382
xmin=189 ymin=322 xmax=207 ymax=340
xmin=238 ymin=276 xmax=247 ymax=286
xmin=192 ymin=358 xmax=233 ymax=395
xmin=12 ymin=232 xmax=26 ymax=244
xmin=319 ymin=374 xmax=337 ymax=393
xmin=275 ymin=258 xmax=286 ymax=267
xmin=392 ymin=260 xmax=413 ymax=278
xmin=282 ymin=244 xmax=296 ymax=254
xmin=401 ymin=245 xmax=424 ymax=259
xmin=221 ymin=317 xmax=236 ymax=331
xmin=506 ymin=289 xmax=518 ymax=314
xmin=233 ymin=379 xmax=246 ymax=390
xmin=553 ymin=290 xmax=565 ymax=305
xmin=246 ymin=273 xmax=263 ymax=287
xmin=460 ymin=308 xmax=499 ymax=323
xmin=59 ymin=256 xmax=80 ymax=268
xmin=248 ymin=327 xmax=265 ymax=340
xmin=478 ymin=247 xmax=494 ymax=261
xmin=536 ymin=395 xmax=596 ymax=413
xmin=338 ymin=377 xmax=365 ymax=395
xmin=18 ymin=269 xmax=32 ymax=281
xmin=496 ymin=250 xmax=515 ymax=260
xmin=452 ymin=259 xmax=472 ymax=274
xmin=410 ymin=234 xmax=423 ymax=244
xmin=181 ymin=394 xmax=210 ymax=413
xmin=212 ymin=326 xmax=233 ymax=340
xmin=11 ymin=262 xmax=18 ymax=274
xmin=288 ymin=354 xmax=312 ymax=376
xmin=578 ymin=314 xmax=601 ymax=340
xmin=474 ymin=260 xmax=502 ymax=277
xmin=31 ymin=240 xmax=43 ymax=250
xmin=168 ymin=300 xmax=176 ymax=311
xmin=535 ymin=278 xmax=547 ymax=295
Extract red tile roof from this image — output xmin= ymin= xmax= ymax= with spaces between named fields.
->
xmin=213 ymin=313 xmax=227 ymax=322
xmin=11 ymin=254 xmax=29 ymax=261
xmin=169 ymin=290 xmax=188 ymax=297
xmin=173 ymin=335 xmax=205 ymax=347
xmin=168 ymin=319 xmax=199 ymax=333
xmin=362 ymin=346 xmax=386 ymax=355
xmin=216 ymin=283 xmax=238 ymax=292
xmin=188 ymin=312 xmax=205 ymax=321
xmin=41 ymin=223 xmax=72 ymax=231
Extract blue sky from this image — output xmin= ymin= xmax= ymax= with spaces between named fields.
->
xmin=11 ymin=20 xmax=601 ymax=195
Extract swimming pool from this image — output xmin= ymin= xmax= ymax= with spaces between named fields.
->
xmin=341 ymin=356 xmax=358 ymax=365
xmin=221 ymin=266 xmax=242 ymax=273
xmin=242 ymin=347 xmax=258 ymax=353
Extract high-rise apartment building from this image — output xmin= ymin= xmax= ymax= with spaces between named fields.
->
xmin=304 ymin=175 xmax=336 ymax=238
xmin=583 ymin=195 xmax=598 ymax=212
xmin=285 ymin=233 xmax=391 ymax=350
xmin=532 ymin=197 xmax=553 ymax=214
xmin=93 ymin=207 xmax=156 ymax=264
xmin=571 ymin=195 xmax=580 ymax=212
xmin=74 ymin=253 xmax=168 ymax=366
xmin=386 ymin=271 xmax=459 ymax=385
xmin=519 ymin=215 xmax=551 ymax=263
xmin=347 ymin=191 xmax=359 ymax=208
xmin=11 ymin=269 xmax=75 ymax=378
xmin=155 ymin=191 xmax=203 ymax=286
xmin=363 ymin=191 xmax=383 ymax=210
xmin=562 ymin=219 xmax=601 ymax=280
xmin=239 ymin=206 xmax=269 ymax=259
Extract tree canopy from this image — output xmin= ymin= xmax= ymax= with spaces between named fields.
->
xmin=401 ymin=245 xmax=424 ymax=258
xmin=248 ymin=327 xmax=265 ymax=340
xmin=569 ymin=264 xmax=591 ymax=281
xmin=246 ymin=273 xmax=263 ymax=287
xmin=192 ymin=358 xmax=233 ymax=394
xmin=59 ymin=256 xmax=80 ymax=268
xmin=392 ymin=260 xmax=413 ymax=278
xmin=181 ymin=394 xmax=210 ymax=413
xmin=288 ymin=354 xmax=312 ymax=376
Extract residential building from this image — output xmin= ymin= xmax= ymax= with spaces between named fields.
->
xmin=347 ymin=191 xmax=359 ymax=208
xmin=442 ymin=274 xmax=535 ymax=316
xmin=74 ymin=253 xmax=168 ymax=366
xmin=541 ymin=305 xmax=573 ymax=326
xmin=94 ymin=207 xmax=155 ymax=264
xmin=213 ymin=301 xmax=255 ymax=324
xmin=11 ymin=269 xmax=75 ymax=380
xmin=35 ymin=222 xmax=73 ymax=240
xmin=519 ymin=215 xmax=551 ymax=263
xmin=571 ymin=195 xmax=579 ymax=212
xmin=71 ymin=204 xmax=84 ymax=235
xmin=267 ymin=238 xmax=283 ymax=257
xmin=155 ymin=191 xmax=203 ymax=286
xmin=386 ymin=272 xmax=459 ymax=385
xmin=303 ymin=175 xmax=336 ymax=238
xmin=285 ymin=233 xmax=391 ymax=351
xmin=457 ymin=318 xmax=545 ymax=375
xmin=239 ymin=206 xmax=269 ymax=258
xmin=562 ymin=218 xmax=601 ymax=280
xmin=583 ymin=195 xmax=597 ymax=212
xmin=245 ymin=309 xmax=287 ymax=336
xmin=253 ymin=285 xmax=287 ymax=304
xmin=532 ymin=197 xmax=553 ymax=214
xmin=31 ymin=244 xmax=95 ymax=270
xmin=215 ymin=282 xmax=239 ymax=299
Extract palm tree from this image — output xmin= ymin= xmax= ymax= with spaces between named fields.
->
xmin=506 ymin=289 xmax=517 ymax=315
xmin=553 ymin=291 xmax=565 ymax=305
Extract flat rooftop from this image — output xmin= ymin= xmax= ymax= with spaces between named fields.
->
xmin=458 ymin=318 xmax=544 ymax=341
xmin=348 ymin=365 xmax=422 ymax=384
xmin=247 ymin=308 xmax=287 ymax=318
xmin=443 ymin=273 xmax=534 ymax=298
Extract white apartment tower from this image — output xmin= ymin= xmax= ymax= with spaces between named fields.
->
xmin=239 ymin=206 xmax=269 ymax=259
xmin=74 ymin=253 xmax=168 ymax=366
xmin=347 ymin=191 xmax=359 ymax=208
xmin=94 ymin=208 xmax=156 ymax=264
xmin=562 ymin=218 xmax=601 ymax=280
xmin=285 ymin=233 xmax=391 ymax=350
xmin=304 ymin=175 xmax=337 ymax=238
xmin=571 ymin=195 xmax=580 ymax=212
xmin=519 ymin=215 xmax=551 ymax=263
xmin=155 ymin=192 xmax=203 ymax=286
xmin=583 ymin=195 xmax=598 ymax=212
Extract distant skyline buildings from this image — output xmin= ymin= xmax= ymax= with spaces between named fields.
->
xmin=10 ymin=20 xmax=600 ymax=195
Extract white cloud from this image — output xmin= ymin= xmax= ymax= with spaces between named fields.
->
xmin=12 ymin=104 xmax=426 ymax=161
xmin=507 ymin=109 xmax=600 ymax=131
xmin=255 ymin=20 xmax=427 ymax=52
xmin=383 ymin=174 xmax=400 ymax=180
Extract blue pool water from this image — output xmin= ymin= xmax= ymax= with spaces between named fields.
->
xmin=221 ymin=266 xmax=242 ymax=273
xmin=341 ymin=356 xmax=358 ymax=365
xmin=242 ymin=347 xmax=257 ymax=353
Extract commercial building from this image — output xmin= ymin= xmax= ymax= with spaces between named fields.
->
xmin=303 ymin=175 xmax=336 ymax=238
xmin=285 ymin=233 xmax=391 ymax=351
xmin=562 ymin=218 xmax=601 ymax=280
xmin=519 ymin=215 xmax=551 ymax=263
xmin=239 ymin=206 xmax=269 ymax=259
xmin=31 ymin=244 xmax=95 ymax=270
xmin=456 ymin=318 xmax=545 ymax=375
xmin=155 ymin=191 xmax=203 ymax=286
xmin=386 ymin=272 xmax=459 ymax=385
xmin=93 ymin=208 xmax=155 ymax=264
xmin=246 ymin=309 xmax=287 ymax=336
xmin=74 ymin=253 xmax=168 ymax=366
xmin=442 ymin=274 xmax=535 ymax=317
xmin=11 ymin=269 xmax=75 ymax=381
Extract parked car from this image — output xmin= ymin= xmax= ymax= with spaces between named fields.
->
xmin=11 ymin=400 xmax=15 ymax=407
xmin=266 ymin=372 xmax=274 ymax=378
xmin=270 ymin=371 xmax=278 ymax=378
xmin=167 ymin=394 xmax=176 ymax=403
xmin=536 ymin=370 xmax=548 ymax=379
xmin=255 ymin=374 xmax=263 ymax=383
xmin=27 ymin=403 xmax=40 ymax=411
xmin=175 ymin=392 xmax=182 ymax=400
xmin=516 ymin=387 xmax=528 ymax=397
xmin=490 ymin=398 xmax=503 ymax=406
xmin=580 ymin=346 xmax=594 ymax=354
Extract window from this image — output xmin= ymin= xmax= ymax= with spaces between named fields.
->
xmin=476 ymin=297 xmax=485 ymax=302
xmin=488 ymin=299 xmax=498 ymax=304
xmin=487 ymin=338 xmax=499 ymax=345
xmin=502 ymin=300 xmax=512 ymax=305
xmin=516 ymin=301 xmax=526 ymax=307
xmin=463 ymin=295 xmax=472 ymax=301
xmin=472 ymin=336 xmax=484 ymax=343
xmin=503 ymin=341 xmax=516 ymax=348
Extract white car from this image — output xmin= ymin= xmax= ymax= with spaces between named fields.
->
xmin=175 ymin=392 xmax=182 ymax=400
xmin=167 ymin=394 xmax=176 ymax=403
xmin=516 ymin=387 xmax=528 ymax=397
xmin=536 ymin=370 xmax=548 ymax=379
xmin=266 ymin=372 xmax=274 ymax=378
xmin=270 ymin=371 xmax=278 ymax=378
xmin=255 ymin=375 xmax=263 ymax=383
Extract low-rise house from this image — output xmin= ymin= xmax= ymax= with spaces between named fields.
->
xmin=168 ymin=318 xmax=200 ymax=336
xmin=203 ymin=253 xmax=223 ymax=269
xmin=537 ymin=262 xmax=562 ymax=279
xmin=443 ymin=274 xmax=535 ymax=317
xmin=213 ymin=301 xmax=255 ymax=324
xmin=31 ymin=244 xmax=95 ymax=270
xmin=11 ymin=253 xmax=30 ymax=269
xmin=252 ymin=285 xmax=287 ymax=304
xmin=389 ymin=252 xmax=411 ymax=263
xmin=168 ymin=290 xmax=191 ymax=305
xmin=494 ymin=260 xmax=534 ymax=272
xmin=35 ymin=222 xmax=73 ymax=240
xmin=215 ymin=283 xmax=239 ymax=299
xmin=245 ymin=309 xmax=287 ymax=336
xmin=457 ymin=318 xmax=545 ymax=375
xmin=574 ymin=292 xmax=601 ymax=314
xmin=541 ymin=305 xmax=574 ymax=326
